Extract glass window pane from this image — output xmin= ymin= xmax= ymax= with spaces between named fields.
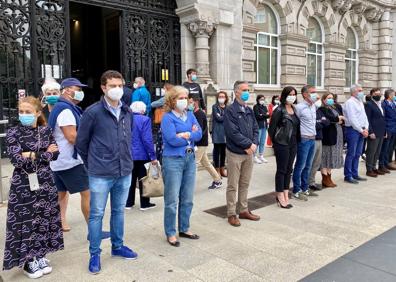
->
xmin=346 ymin=28 xmax=357 ymax=49
xmin=317 ymin=44 xmax=322 ymax=54
xmin=258 ymin=34 xmax=270 ymax=46
xmin=345 ymin=50 xmax=351 ymax=59
xmin=308 ymin=43 xmax=316 ymax=53
xmin=352 ymin=50 xmax=357 ymax=59
xmin=345 ymin=60 xmax=351 ymax=87
xmin=255 ymin=5 xmax=278 ymax=34
xmin=258 ymin=47 xmax=270 ymax=84
xmin=271 ymin=49 xmax=277 ymax=84
xmin=271 ymin=36 xmax=278 ymax=47
xmin=307 ymin=54 xmax=316 ymax=86
xmin=352 ymin=61 xmax=356 ymax=84
xmin=307 ymin=18 xmax=322 ymax=42
xmin=317 ymin=55 xmax=322 ymax=87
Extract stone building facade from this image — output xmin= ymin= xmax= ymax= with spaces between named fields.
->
xmin=175 ymin=0 xmax=396 ymax=102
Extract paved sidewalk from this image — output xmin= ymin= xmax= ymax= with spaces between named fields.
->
xmin=0 ymin=156 xmax=396 ymax=281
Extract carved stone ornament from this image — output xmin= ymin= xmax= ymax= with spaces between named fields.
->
xmin=187 ymin=20 xmax=217 ymax=37
xmin=365 ymin=7 xmax=384 ymax=22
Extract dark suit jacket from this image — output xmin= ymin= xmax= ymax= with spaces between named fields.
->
xmin=365 ymin=100 xmax=386 ymax=137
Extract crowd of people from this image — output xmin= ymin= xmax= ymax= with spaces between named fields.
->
xmin=3 ymin=67 xmax=396 ymax=278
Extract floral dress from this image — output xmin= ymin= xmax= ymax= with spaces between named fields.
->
xmin=3 ymin=125 xmax=64 ymax=270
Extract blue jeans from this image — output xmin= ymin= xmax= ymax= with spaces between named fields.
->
xmin=162 ymin=153 xmax=196 ymax=237
xmin=344 ymin=127 xmax=364 ymax=179
xmin=292 ymin=138 xmax=315 ymax=194
xmin=88 ymin=174 xmax=132 ymax=255
xmin=257 ymin=128 xmax=267 ymax=155
xmin=379 ymin=133 xmax=396 ymax=167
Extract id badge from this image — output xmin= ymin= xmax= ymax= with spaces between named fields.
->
xmin=28 ymin=173 xmax=40 ymax=191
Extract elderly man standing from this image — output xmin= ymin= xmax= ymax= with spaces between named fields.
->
xmin=343 ymin=84 xmax=369 ymax=184
xmin=132 ymin=77 xmax=151 ymax=115
xmin=224 ymin=81 xmax=259 ymax=227
xmin=292 ymin=85 xmax=319 ymax=201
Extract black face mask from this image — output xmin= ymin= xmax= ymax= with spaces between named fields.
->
xmin=372 ymin=95 xmax=381 ymax=102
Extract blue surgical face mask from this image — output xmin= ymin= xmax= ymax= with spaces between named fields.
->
xmin=393 ymin=96 xmax=396 ymax=102
xmin=19 ymin=114 xmax=36 ymax=126
xmin=241 ymin=91 xmax=250 ymax=102
xmin=310 ymin=93 xmax=317 ymax=102
xmin=357 ymin=92 xmax=365 ymax=100
xmin=73 ymin=90 xmax=84 ymax=102
xmin=45 ymin=95 xmax=59 ymax=105
xmin=191 ymin=74 xmax=198 ymax=81
xmin=326 ymin=98 xmax=334 ymax=106
xmin=188 ymin=104 xmax=195 ymax=111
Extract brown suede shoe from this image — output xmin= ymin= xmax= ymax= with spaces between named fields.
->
xmin=239 ymin=210 xmax=260 ymax=221
xmin=366 ymin=171 xmax=378 ymax=178
xmin=379 ymin=167 xmax=390 ymax=174
xmin=228 ymin=215 xmax=241 ymax=227
xmin=386 ymin=164 xmax=396 ymax=170
xmin=373 ymin=169 xmax=385 ymax=175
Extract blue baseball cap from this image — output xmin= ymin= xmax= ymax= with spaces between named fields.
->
xmin=61 ymin=78 xmax=87 ymax=89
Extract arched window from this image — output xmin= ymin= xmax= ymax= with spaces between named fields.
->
xmin=345 ymin=28 xmax=358 ymax=87
xmin=254 ymin=4 xmax=279 ymax=85
xmin=306 ymin=18 xmax=324 ymax=88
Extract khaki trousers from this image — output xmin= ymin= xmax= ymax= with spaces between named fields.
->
xmin=226 ymin=149 xmax=253 ymax=216
xmin=195 ymin=146 xmax=221 ymax=181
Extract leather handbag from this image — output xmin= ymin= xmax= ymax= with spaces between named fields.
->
xmin=141 ymin=163 xmax=164 ymax=197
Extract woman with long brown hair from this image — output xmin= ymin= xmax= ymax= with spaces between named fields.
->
xmin=3 ymin=96 xmax=63 ymax=279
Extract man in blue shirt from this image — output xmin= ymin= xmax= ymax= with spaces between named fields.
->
xmin=132 ymin=77 xmax=151 ymax=115
xmin=76 ymin=70 xmax=136 ymax=274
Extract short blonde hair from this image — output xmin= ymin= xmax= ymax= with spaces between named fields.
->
xmin=130 ymin=101 xmax=147 ymax=114
xmin=164 ymin=86 xmax=188 ymax=112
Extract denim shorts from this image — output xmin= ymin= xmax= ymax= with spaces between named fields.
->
xmin=53 ymin=164 xmax=89 ymax=194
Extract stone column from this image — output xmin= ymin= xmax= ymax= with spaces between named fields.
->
xmin=358 ymin=49 xmax=378 ymax=91
xmin=324 ymin=42 xmax=346 ymax=95
xmin=187 ymin=20 xmax=217 ymax=83
xmin=377 ymin=9 xmax=392 ymax=90
xmin=279 ymin=33 xmax=309 ymax=89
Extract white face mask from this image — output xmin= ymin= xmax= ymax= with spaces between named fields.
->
xmin=107 ymin=87 xmax=124 ymax=101
xmin=286 ymin=95 xmax=296 ymax=105
xmin=218 ymin=98 xmax=226 ymax=104
xmin=259 ymin=100 xmax=265 ymax=105
xmin=176 ymin=99 xmax=188 ymax=111
xmin=274 ymin=99 xmax=280 ymax=105
xmin=314 ymin=100 xmax=322 ymax=108
xmin=133 ymin=83 xmax=138 ymax=89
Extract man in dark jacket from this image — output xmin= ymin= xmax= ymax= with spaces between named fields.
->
xmin=76 ymin=70 xmax=137 ymax=274
xmin=189 ymin=97 xmax=222 ymax=189
xmin=224 ymin=80 xmax=259 ymax=227
xmin=365 ymin=88 xmax=386 ymax=177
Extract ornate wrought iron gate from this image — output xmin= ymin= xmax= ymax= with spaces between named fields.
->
xmin=0 ymin=0 xmax=181 ymax=125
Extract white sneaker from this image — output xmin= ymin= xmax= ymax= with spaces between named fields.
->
xmin=23 ymin=259 xmax=43 ymax=279
xmin=260 ymin=156 xmax=268 ymax=163
xmin=254 ymin=156 xmax=263 ymax=164
xmin=37 ymin=257 xmax=52 ymax=275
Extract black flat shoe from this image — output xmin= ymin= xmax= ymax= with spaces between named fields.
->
xmin=167 ymin=239 xmax=180 ymax=247
xmin=179 ymin=232 xmax=200 ymax=240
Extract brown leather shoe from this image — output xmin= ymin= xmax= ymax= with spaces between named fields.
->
xmin=228 ymin=215 xmax=241 ymax=227
xmin=366 ymin=171 xmax=378 ymax=178
xmin=322 ymin=174 xmax=336 ymax=188
xmin=386 ymin=164 xmax=396 ymax=170
xmin=373 ymin=169 xmax=385 ymax=175
xmin=239 ymin=210 xmax=260 ymax=221
xmin=220 ymin=167 xmax=228 ymax=178
xmin=379 ymin=167 xmax=390 ymax=174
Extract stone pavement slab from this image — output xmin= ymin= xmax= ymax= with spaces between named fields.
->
xmin=0 ymin=156 xmax=396 ymax=281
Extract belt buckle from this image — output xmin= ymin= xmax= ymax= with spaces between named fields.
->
xmin=186 ymin=148 xmax=193 ymax=154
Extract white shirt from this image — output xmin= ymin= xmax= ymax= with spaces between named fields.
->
xmin=295 ymin=100 xmax=316 ymax=137
xmin=343 ymin=96 xmax=369 ymax=133
xmin=50 ymin=109 xmax=83 ymax=171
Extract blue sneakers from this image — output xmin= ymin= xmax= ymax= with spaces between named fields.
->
xmin=88 ymin=254 xmax=101 ymax=274
xmin=111 ymin=246 xmax=138 ymax=260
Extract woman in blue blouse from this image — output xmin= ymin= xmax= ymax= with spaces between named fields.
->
xmin=161 ymin=86 xmax=202 ymax=247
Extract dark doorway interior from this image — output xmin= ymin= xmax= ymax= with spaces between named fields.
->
xmin=69 ymin=2 xmax=121 ymax=109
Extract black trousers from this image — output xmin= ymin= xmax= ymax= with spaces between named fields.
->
xmin=126 ymin=160 xmax=150 ymax=208
xmin=273 ymin=142 xmax=297 ymax=192
xmin=213 ymin=143 xmax=226 ymax=168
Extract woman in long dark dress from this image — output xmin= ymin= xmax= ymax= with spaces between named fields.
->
xmin=3 ymin=96 xmax=63 ymax=279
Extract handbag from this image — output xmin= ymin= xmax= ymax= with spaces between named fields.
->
xmin=141 ymin=163 xmax=164 ymax=197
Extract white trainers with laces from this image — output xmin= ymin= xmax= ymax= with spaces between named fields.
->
xmin=259 ymin=156 xmax=268 ymax=163
xmin=37 ymin=257 xmax=52 ymax=275
xmin=254 ymin=156 xmax=263 ymax=164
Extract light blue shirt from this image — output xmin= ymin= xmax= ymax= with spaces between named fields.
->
xmin=295 ymin=100 xmax=316 ymax=137
xmin=343 ymin=96 xmax=369 ymax=133
xmin=104 ymin=97 xmax=122 ymax=120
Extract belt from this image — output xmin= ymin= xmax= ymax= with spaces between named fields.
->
xmin=301 ymin=135 xmax=315 ymax=140
xmin=185 ymin=148 xmax=194 ymax=154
